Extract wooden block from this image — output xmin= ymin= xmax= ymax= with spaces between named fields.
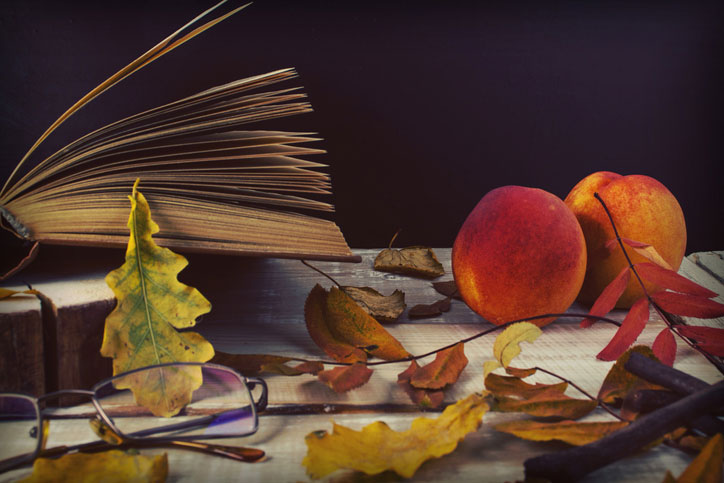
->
xmin=0 ymin=290 xmax=44 ymax=395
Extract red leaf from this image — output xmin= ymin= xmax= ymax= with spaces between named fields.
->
xmin=652 ymin=329 xmax=676 ymax=366
xmin=677 ymin=325 xmax=724 ymax=343
xmin=635 ymin=263 xmax=717 ymax=298
xmin=597 ymin=298 xmax=650 ymax=361
xmin=397 ymin=361 xmax=445 ymax=409
xmin=410 ymin=342 xmax=468 ymax=389
xmin=318 ymin=363 xmax=373 ymax=393
xmin=697 ymin=342 xmax=724 ymax=357
xmin=581 ymin=266 xmax=630 ymax=328
xmin=652 ymin=292 xmax=724 ymax=319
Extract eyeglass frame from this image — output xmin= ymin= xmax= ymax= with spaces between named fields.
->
xmin=0 ymin=361 xmax=268 ymax=474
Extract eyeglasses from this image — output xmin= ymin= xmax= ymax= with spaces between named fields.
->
xmin=0 ymin=362 xmax=268 ymax=474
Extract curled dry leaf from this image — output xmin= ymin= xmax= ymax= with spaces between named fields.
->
xmin=484 ymin=373 xmax=567 ymax=399
xmin=374 ymin=247 xmax=445 ymax=279
xmin=494 ymin=420 xmax=628 ymax=446
xmin=341 ymin=286 xmax=406 ymax=323
xmin=408 ymin=297 xmax=452 ymax=319
xmin=302 ymin=393 xmax=489 ymax=479
xmin=19 ymin=450 xmax=168 ymax=483
xmin=397 ymin=361 xmax=445 ymax=409
xmin=102 ymin=180 xmax=213 ymax=417
xmin=410 ymin=342 xmax=468 ymax=390
xmin=432 ymin=280 xmax=462 ymax=300
xmin=484 ymin=322 xmax=542 ymax=376
xmin=318 ymin=363 xmax=373 ymax=393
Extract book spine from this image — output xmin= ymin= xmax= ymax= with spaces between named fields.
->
xmin=0 ymin=205 xmax=31 ymax=239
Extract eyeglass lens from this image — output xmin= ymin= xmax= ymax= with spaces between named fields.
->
xmin=0 ymin=395 xmax=39 ymax=465
xmin=94 ymin=364 xmax=257 ymax=439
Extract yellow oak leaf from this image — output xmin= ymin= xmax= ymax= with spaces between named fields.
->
xmin=494 ymin=420 xmax=628 ymax=446
xmin=101 ymin=179 xmax=214 ymax=417
xmin=19 ymin=450 xmax=168 ymax=483
xmin=0 ymin=287 xmax=39 ymax=300
xmin=303 ymin=393 xmax=488 ymax=479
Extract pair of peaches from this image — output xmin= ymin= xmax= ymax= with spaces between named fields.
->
xmin=452 ymin=172 xmax=687 ymax=326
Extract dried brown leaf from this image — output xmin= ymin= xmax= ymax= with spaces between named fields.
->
xmin=410 ymin=342 xmax=468 ymax=390
xmin=341 ymin=286 xmax=406 ymax=323
xmin=408 ymin=297 xmax=451 ymax=319
xmin=374 ymin=247 xmax=445 ymax=279
xmin=432 ymin=280 xmax=462 ymax=300
xmin=318 ymin=363 xmax=373 ymax=393
xmin=397 ymin=361 xmax=445 ymax=409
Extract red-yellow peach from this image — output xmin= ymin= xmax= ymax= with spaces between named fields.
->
xmin=452 ymin=186 xmax=587 ymax=326
xmin=564 ymin=171 xmax=686 ymax=308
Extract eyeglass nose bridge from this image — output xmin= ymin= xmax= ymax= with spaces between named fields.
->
xmin=245 ymin=377 xmax=268 ymax=413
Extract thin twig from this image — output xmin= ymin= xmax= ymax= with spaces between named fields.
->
xmin=301 ymin=260 xmax=342 ymax=288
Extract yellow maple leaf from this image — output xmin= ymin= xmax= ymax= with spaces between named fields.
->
xmin=101 ymin=179 xmax=214 ymax=417
xmin=19 ymin=450 xmax=168 ymax=483
xmin=303 ymin=393 xmax=489 ymax=479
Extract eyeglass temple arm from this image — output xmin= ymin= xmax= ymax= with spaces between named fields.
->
xmin=246 ymin=377 xmax=268 ymax=412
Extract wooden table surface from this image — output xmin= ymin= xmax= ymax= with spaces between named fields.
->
xmin=2 ymin=249 xmax=723 ymax=482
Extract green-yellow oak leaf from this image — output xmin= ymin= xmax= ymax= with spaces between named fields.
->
xmin=101 ymin=180 xmax=213 ymax=417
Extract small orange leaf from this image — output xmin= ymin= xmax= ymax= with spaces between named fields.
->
xmin=652 ymin=329 xmax=677 ymax=366
xmin=674 ymin=433 xmax=723 ymax=483
xmin=581 ymin=266 xmax=630 ymax=328
xmin=325 ymin=286 xmax=411 ymax=361
xmin=652 ymin=291 xmax=724 ymax=319
xmin=410 ymin=342 xmax=468 ymax=390
xmin=485 ymin=373 xmax=567 ymax=399
xmin=635 ymin=263 xmax=717 ymax=298
xmin=397 ymin=361 xmax=444 ymax=409
xmin=505 ymin=367 xmax=538 ymax=378
xmin=493 ymin=390 xmax=597 ymax=420
xmin=494 ymin=419 xmax=628 ymax=446
xmin=598 ymin=346 xmax=663 ymax=406
xmin=597 ymin=297 xmax=650 ymax=361
xmin=304 ymin=284 xmax=367 ymax=363
xmin=318 ymin=363 xmax=373 ymax=393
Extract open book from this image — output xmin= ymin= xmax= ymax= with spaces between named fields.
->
xmin=0 ymin=2 xmax=358 ymax=265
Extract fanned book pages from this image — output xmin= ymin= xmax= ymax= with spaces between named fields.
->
xmin=0 ymin=2 xmax=358 ymax=264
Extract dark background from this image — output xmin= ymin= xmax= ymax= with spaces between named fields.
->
xmin=1 ymin=0 xmax=722 ymax=258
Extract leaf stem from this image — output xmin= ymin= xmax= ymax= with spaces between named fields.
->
xmin=593 ymin=192 xmax=724 ymax=375
xmin=301 ymin=260 xmax=342 ymax=288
